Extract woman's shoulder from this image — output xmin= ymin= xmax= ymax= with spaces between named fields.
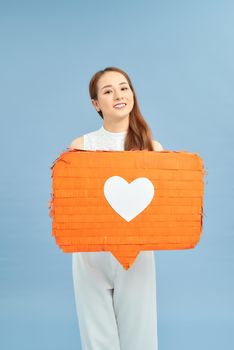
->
xmin=69 ymin=128 xmax=101 ymax=150
xmin=152 ymin=140 xmax=163 ymax=151
xmin=69 ymin=135 xmax=84 ymax=150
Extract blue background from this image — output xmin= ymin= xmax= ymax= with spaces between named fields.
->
xmin=1 ymin=0 xmax=233 ymax=349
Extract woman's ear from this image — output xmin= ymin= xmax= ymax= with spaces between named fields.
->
xmin=91 ymin=99 xmax=100 ymax=112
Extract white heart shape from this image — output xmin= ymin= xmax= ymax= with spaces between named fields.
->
xmin=103 ymin=176 xmax=155 ymax=222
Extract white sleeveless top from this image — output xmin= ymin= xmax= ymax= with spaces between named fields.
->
xmin=84 ymin=125 xmax=127 ymax=151
xmin=73 ymin=125 xmax=160 ymax=288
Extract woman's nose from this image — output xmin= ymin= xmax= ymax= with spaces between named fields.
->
xmin=114 ymin=90 xmax=123 ymax=100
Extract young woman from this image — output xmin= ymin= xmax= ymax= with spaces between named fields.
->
xmin=50 ymin=66 xmax=163 ymax=350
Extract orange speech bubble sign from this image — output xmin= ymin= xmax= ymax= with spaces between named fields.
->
xmin=50 ymin=149 xmax=205 ymax=270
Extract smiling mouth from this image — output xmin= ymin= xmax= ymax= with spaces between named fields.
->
xmin=114 ymin=103 xmax=126 ymax=109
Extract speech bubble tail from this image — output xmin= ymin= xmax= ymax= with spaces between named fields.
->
xmin=111 ymin=248 xmax=140 ymax=270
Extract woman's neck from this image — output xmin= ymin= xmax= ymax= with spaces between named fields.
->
xmin=103 ymin=119 xmax=129 ymax=133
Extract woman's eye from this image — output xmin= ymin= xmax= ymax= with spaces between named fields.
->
xmin=104 ymin=87 xmax=128 ymax=94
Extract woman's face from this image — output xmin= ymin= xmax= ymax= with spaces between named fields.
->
xmin=92 ymin=71 xmax=134 ymax=121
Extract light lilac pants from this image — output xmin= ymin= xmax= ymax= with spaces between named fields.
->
xmin=72 ymin=250 xmax=158 ymax=350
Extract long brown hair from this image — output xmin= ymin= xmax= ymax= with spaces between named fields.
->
xmin=89 ymin=66 xmax=155 ymax=151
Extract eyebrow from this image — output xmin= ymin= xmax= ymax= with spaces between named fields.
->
xmin=101 ymin=82 xmax=128 ymax=90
